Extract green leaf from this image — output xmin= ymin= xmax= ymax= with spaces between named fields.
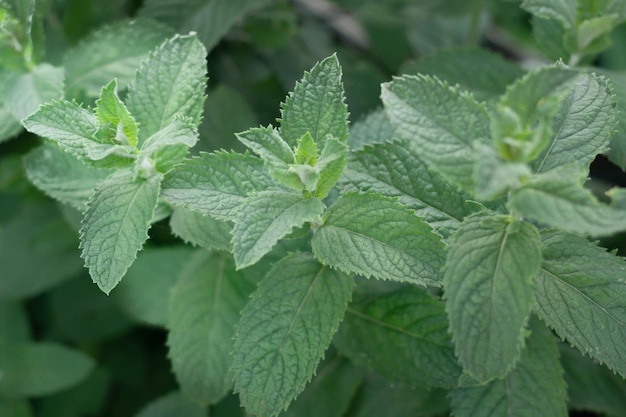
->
xmin=280 ymin=54 xmax=348 ymax=147
xmin=311 ymin=192 xmax=445 ymax=286
xmin=4 ymin=64 xmax=63 ymax=120
xmin=508 ymin=165 xmax=626 ymax=236
xmin=80 ymin=170 xmax=162 ymax=294
xmin=0 ymin=301 xmax=30 ymax=342
xmin=161 ymin=150 xmax=276 ymax=221
xmin=443 ymin=212 xmax=542 ymax=382
xmin=535 ymin=230 xmax=626 ymax=378
xmin=63 ymin=19 xmax=173 ymax=97
xmin=334 ymin=286 xmax=461 ymax=388
xmin=169 ymin=207 xmax=232 ymax=252
xmin=381 ymin=74 xmax=491 ymax=192
xmin=139 ymin=0 xmax=273 ymax=52
xmin=595 ymin=69 xmax=626 ymax=170
xmin=135 ymin=391 xmax=206 ymax=417
xmin=126 ymin=34 xmax=207 ymax=144
xmin=521 ymin=0 xmax=577 ymax=29
xmin=232 ymin=253 xmax=354 ymax=417
xmin=94 ymin=79 xmax=139 ymax=147
xmin=473 ymin=144 xmax=531 ymax=201
xmin=451 ymin=317 xmax=567 ymax=417
xmin=113 ymin=246 xmax=194 ymax=327
xmin=0 ymin=342 xmax=95 ymax=397
xmin=533 ymin=73 xmax=616 ymax=173
xmin=0 ymin=72 xmax=23 ymax=141
xmin=23 ymin=143 xmax=111 ymax=210
xmin=232 ymin=191 xmax=325 ymax=269
xmin=137 ymin=116 xmax=198 ymax=175
xmin=341 ymin=140 xmax=476 ymax=237
xmin=347 ymin=109 xmax=395 ymax=151
xmin=168 ymin=251 xmax=255 ymax=405
xmin=314 ymin=136 xmax=347 ymax=198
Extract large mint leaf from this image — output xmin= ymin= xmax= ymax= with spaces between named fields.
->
xmin=311 ymin=192 xmax=445 ymax=286
xmin=22 ymin=100 xmax=99 ymax=162
xmin=139 ymin=0 xmax=272 ymax=52
xmin=4 ymin=64 xmax=64 ymax=120
xmin=508 ymin=165 xmax=626 ymax=236
xmin=168 ymin=251 xmax=255 ymax=405
xmin=444 ymin=212 xmax=541 ymax=382
xmin=347 ymin=109 xmax=395 ymax=150
xmin=334 ymin=286 xmax=461 ymax=389
xmin=533 ymin=73 xmax=616 ymax=173
xmin=451 ymin=318 xmax=567 ymax=417
xmin=161 ymin=151 xmax=275 ymax=221
xmin=0 ymin=342 xmax=95 ymax=397
xmin=280 ymin=54 xmax=348 ymax=147
xmin=64 ymin=19 xmax=172 ymax=97
xmin=521 ymin=0 xmax=576 ymax=29
xmin=381 ymin=74 xmax=490 ymax=192
xmin=126 ymin=34 xmax=207 ymax=144
xmin=80 ymin=170 xmax=161 ymax=294
xmin=169 ymin=207 xmax=232 ymax=252
xmin=232 ymin=253 xmax=354 ymax=417
xmin=342 ymin=140 xmax=476 ymax=237
xmin=232 ymin=191 xmax=325 ymax=269
xmin=23 ymin=143 xmax=111 ymax=210
xmin=535 ymin=230 xmax=626 ymax=378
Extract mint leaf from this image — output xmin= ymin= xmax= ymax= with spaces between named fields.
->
xmin=521 ymin=0 xmax=577 ymax=29
xmin=80 ymin=170 xmax=162 ymax=294
xmin=280 ymin=54 xmax=348 ymax=147
xmin=342 ymin=140 xmax=476 ymax=237
xmin=137 ymin=116 xmax=198 ymax=175
xmin=533 ymin=73 xmax=616 ymax=173
xmin=451 ymin=317 xmax=567 ymax=417
xmin=4 ymin=64 xmax=63 ymax=120
xmin=232 ymin=191 xmax=325 ymax=269
xmin=169 ymin=207 xmax=232 ymax=252
xmin=334 ymin=286 xmax=461 ymax=389
xmin=444 ymin=212 xmax=541 ymax=382
xmin=232 ymin=253 xmax=354 ymax=417
xmin=599 ymin=69 xmax=626 ymax=170
xmin=473 ymin=144 xmax=531 ymax=201
xmin=0 ymin=73 xmax=23 ymax=141
xmin=135 ymin=391 xmax=206 ymax=417
xmin=168 ymin=251 xmax=255 ymax=405
xmin=535 ymin=230 xmax=626 ymax=378
xmin=23 ymin=143 xmax=111 ymax=210
xmin=0 ymin=342 xmax=95 ymax=397
xmin=64 ymin=19 xmax=172 ymax=97
xmin=94 ymin=79 xmax=139 ymax=147
xmin=161 ymin=151 xmax=275 ymax=221
xmin=314 ymin=136 xmax=347 ymax=198
xmin=126 ymin=34 xmax=207 ymax=144
xmin=347 ymin=109 xmax=395 ymax=151
xmin=382 ymin=74 xmax=490 ymax=192
xmin=311 ymin=192 xmax=445 ymax=286
xmin=508 ymin=165 xmax=626 ymax=236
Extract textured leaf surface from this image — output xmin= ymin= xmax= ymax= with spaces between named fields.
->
xmin=135 ymin=391 xmax=206 ymax=417
xmin=232 ymin=191 xmax=325 ymax=269
xmin=232 ymin=253 xmax=354 ymax=417
xmin=169 ymin=207 xmax=232 ymax=251
xmin=63 ymin=19 xmax=172 ymax=97
xmin=80 ymin=171 xmax=161 ymax=294
xmin=0 ymin=342 xmax=95 ymax=397
xmin=334 ymin=286 xmax=461 ymax=388
xmin=161 ymin=151 xmax=275 ymax=220
xmin=347 ymin=109 xmax=395 ymax=150
xmin=451 ymin=318 xmax=567 ymax=417
xmin=342 ymin=140 xmax=476 ymax=237
xmin=280 ymin=54 xmax=348 ymax=147
xmin=535 ymin=230 xmax=626 ymax=378
xmin=382 ymin=74 xmax=490 ymax=192
xmin=113 ymin=246 xmax=194 ymax=327
xmin=533 ymin=73 xmax=615 ymax=173
xmin=138 ymin=116 xmax=198 ymax=174
xmin=168 ymin=251 xmax=255 ymax=405
xmin=126 ymin=34 xmax=207 ymax=143
xmin=4 ymin=64 xmax=64 ymax=120
xmin=444 ymin=213 xmax=541 ymax=382
xmin=312 ymin=192 xmax=445 ymax=286
xmin=598 ymin=69 xmax=626 ymax=170
xmin=94 ymin=79 xmax=139 ymax=146
xmin=140 ymin=0 xmax=272 ymax=52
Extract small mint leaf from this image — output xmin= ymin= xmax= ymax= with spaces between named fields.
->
xmin=138 ymin=116 xmax=198 ymax=175
xmin=94 ymin=79 xmax=139 ymax=146
xmin=314 ymin=136 xmax=347 ymax=199
xmin=294 ymin=132 xmax=318 ymax=165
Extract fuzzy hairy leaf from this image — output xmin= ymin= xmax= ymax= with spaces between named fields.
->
xmin=126 ymin=34 xmax=206 ymax=143
xmin=535 ymin=230 xmax=626 ymax=378
xmin=451 ymin=318 xmax=567 ymax=417
xmin=342 ymin=140 xmax=476 ymax=237
xmin=94 ymin=79 xmax=139 ymax=146
xmin=381 ymin=74 xmax=490 ymax=192
xmin=533 ymin=73 xmax=616 ymax=173
xmin=80 ymin=170 xmax=161 ymax=294
xmin=161 ymin=151 xmax=275 ymax=221
xmin=63 ymin=19 xmax=172 ymax=97
xmin=280 ymin=54 xmax=348 ymax=147
xmin=168 ymin=251 xmax=255 ymax=405
xmin=169 ymin=207 xmax=232 ymax=252
xmin=334 ymin=286 xmax=461 ymax=389
xmin=135 ymin=391 xmax=206 ymax=417
xmin=232 ymin=191 xmax=325 ymax=269
xmin=232 ymin=253 xmax=354 ymax=417
xmin=4 ymin=64 xmax=64 ymax=120
xmin=444 ymin=212 xmax=542 ymax=382
xmin=311 ymin=192 xmax=445 ymax=286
